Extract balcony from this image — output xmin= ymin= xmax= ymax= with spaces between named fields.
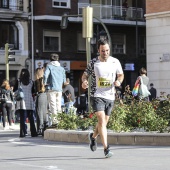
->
xmin=78 ymin=3 xmax=144 ymax=21
xmin=0 ymin=0 xmax=23 ymax=11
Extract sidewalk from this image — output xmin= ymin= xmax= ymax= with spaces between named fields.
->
xmin=1 ymin=122 xmax=170 ymax=146
xmin=0 ymin=122 xmax=20 ymax=130
xmin=44 ymin=129 xmax=170 ymax=146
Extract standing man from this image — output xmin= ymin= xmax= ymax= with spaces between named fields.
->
xmin=44 ymin=54 xmax=66 ymax=127
xmin=63 ymin=78 xmax=75 ymax=114
xmin=149 ymin=83 xmax=157 ymax=101
xmin=82 ymin=38 xmax=124 ymax=158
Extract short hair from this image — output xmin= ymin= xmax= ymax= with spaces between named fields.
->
xmin=150 ymin=83 xmax=154 ymax=86
xmin=97 ymin=38 xmax=110 ymax=50
xmin=139 ymin=67 xmax=147 ymax=75
xmin=50 ymin=53 xmax=59 ymax=61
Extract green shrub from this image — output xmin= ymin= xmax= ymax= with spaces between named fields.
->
xmin=53 ymin=90 xmax=169 ymax=133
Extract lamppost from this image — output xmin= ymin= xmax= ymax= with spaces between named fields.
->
xmin=90 ymin=33 xmax=97 ymax=58
xmin=135 ymin=0 xmax=138 ymax=58
xmin=99 ymin=29 xmax=107 ymax=39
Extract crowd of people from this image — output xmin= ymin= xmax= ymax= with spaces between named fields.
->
xmin=0 ymin=38 xmax=157 ymax=159
xmin=0 ymin=53 xmax=76 ymax=137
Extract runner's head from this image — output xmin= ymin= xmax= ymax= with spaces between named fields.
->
xmin=97 ymin=39 xmax=110 ymax=61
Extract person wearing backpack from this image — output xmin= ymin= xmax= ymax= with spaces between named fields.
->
xmin=63 ymin=78 xmax=75 ymax=114
xmin=0 ymin=79 xmax=15 ymax=130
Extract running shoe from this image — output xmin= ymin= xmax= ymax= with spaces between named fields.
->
xmin=88 ymin=132 xmax=97 ymax=151
xmin=104 ymin=145 xmax=113 ymax=158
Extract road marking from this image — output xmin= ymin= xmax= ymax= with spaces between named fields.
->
xmin=10 ymin=162 xmax=62 ymax=170
xmin=8 ymin=138 xmax=170 ymax=151
xmin=8 ymin=138 xmax=89 ymax=149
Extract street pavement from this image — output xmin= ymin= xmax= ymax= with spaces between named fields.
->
xmin=0 ymin=127 xmax=170 ymax=170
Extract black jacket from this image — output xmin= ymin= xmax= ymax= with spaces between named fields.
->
xmin=149 ymin=87 xmax=157 ymax=101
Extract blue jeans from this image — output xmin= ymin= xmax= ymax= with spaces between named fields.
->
xmin=65 ymin=100 xmax=75 ymax=114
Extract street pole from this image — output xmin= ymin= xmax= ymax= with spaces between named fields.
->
xmin=135 ymin=0 xmax=138 ymax=58
xmin=31 ymin=0 xmax=34 ymax=79
xmin=82 ymin=7 xmax=93 ymax=113
xmin=5 ymin=43 xmax=9 ymax=80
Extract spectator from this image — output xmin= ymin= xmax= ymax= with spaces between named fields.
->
xmin=14 ymin=68 xmax=37 ymax=137
xmin=44 ymin=54 xmax=66 ymax=127
xmin=0 ymin=79 xmax=14 ymax=130
xmin=149 ymin=83 xmax=157 ymax=101
xmin=10 ymin=86 xmax=16 ymax=124
xmin=63 ymin=78 xmax=76 ymax=114
xmin=34 ymin=68 xmax=48 ymax=136
xmin=133 ymin=67 xmax=150 ymax=100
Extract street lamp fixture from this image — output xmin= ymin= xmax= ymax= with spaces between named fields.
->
xmin=99 ymin=29 xmax=107 ymax=40
xmin=90 ymin=33 xmax=96 ymax=45
xmin=60 ymin=14 xmax=112 ymax=55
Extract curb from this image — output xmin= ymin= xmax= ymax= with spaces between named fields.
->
xmin=44 ymin=129 xmax=170 ymax=146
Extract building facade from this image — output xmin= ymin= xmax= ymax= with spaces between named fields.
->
xmin=32 ymin=0 xmax=146 ymax=96
xmin=146 ymin=0 xmax=170 ymax=96
xmin=0 ymin=0 xmax=146 ymax=96
xmin=0 ymin=0 xmax=31 ymax=85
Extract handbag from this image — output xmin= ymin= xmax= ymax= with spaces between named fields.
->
xmin=138 ymin=76 xmax=151 ymax=98
xmin=15 ymin=80 xmax=24 ymax=101
xmin=132 ymin=81 xmax=140 ymax=96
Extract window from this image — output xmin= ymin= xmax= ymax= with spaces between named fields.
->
xmin=43 ymin=30 xmax=61 ymax=52
xmin=112 ymin=34 xmax=126 ymax=54
xmin=0 ymin=0 xmax=9 ymax=8
xmin=52 ymin=0 xmax=70 ymax=8
xmin=139 ymin=35 xmax=146 ymax=55
xmin=77 ymin=32 xmax=86 ymax=52
xmin=0 ymin=22 xmax=19 ymax=50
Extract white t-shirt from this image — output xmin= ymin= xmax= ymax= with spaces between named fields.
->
xmin=94 ymin=56 xmax=123 ymax=100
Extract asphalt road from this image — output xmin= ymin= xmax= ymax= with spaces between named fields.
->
xmin=0 ymin=129 xmax=170 ymax=170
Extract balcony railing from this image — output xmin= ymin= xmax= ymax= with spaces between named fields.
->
xmin=0 ymin=0 xmax=23 ymax=11
xmin=78 ymin=3 xmax=144 ymax=21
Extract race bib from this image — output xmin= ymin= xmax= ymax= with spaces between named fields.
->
xmin=98 ymin=77 xmax=112 ymax=88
